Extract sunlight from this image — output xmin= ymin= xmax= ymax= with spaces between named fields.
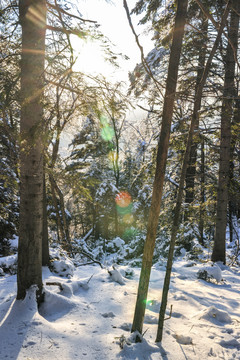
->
xmin=26 ymin=4 xmax=46 ymax=29
xmin=0 ymin=298 xmax=15 ymax=327
xmin=71 ymin=35 xmax=115 ymax=77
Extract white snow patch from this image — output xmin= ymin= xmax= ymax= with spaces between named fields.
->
xmin=173 ymin=333 xmax=193 ymax=345
xmin=113 ymin=237 xmax=125 ymax=248
xmin=109 ymin=268 xmax=125 ymax=285
xmin=199 ymin=306 xmax=232 ymax=324
xmin=198 ymin=263 xmax=222 ymax=283
xmin=1 ymin=254 xmax=240 ymax=359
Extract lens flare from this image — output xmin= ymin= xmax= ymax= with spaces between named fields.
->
xmin=100 ymin=115 xmax=114 ymax=142
xmin=26 ymin=4 xmax=46 ymax=29
xmin=115 ymin=192 xmax=132 ymax=208
xmin=101 ymin=126 xmax=114 ymax=141
xmin=123 ymin=213 xmax=134 ymax=224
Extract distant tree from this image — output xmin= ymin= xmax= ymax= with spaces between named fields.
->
xmin=212 ymin=0 xmax=239 ymax=264
xmin=0 ymin=1 xmax=21 ymax=255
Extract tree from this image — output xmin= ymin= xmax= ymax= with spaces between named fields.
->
xmin=156 ymin=0 xmax=232 ymax=342
xmin=128 ymin=0 xmax=189 ymax=335
xmin=17 ymin=0 xmax=47 ymax=301
xmin=184 ymin=6 xmax=208 ymax=214
xmin=212 ymin=0 xmax=239 ymax=263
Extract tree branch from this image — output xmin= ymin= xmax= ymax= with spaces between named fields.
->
xmin=46 ymin=24 xmax=86 ymax=37
xmin=195 ymin=0 xmax=240 ymax=69
xmin=123 ymin=0 xmax=164 ymax=97
xmin=46 ymin=1 xmax=98 ymax=24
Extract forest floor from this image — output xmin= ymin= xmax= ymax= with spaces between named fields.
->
xmin=0 ymin=254 xmax=240 ymax=359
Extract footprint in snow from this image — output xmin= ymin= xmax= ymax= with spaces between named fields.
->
xmin=101 ymin=312 xmax=115 ymax=318
xmin=119 ymin=322 xmax=131 ymax=331
xmin=144 ymin=314 xmax=158 ymax=324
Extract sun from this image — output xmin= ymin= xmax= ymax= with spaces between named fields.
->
xmin=71 ymin=35 xmax=115 ymax=77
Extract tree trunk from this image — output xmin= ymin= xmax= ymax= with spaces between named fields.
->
xmin=49 ymin=173 xmax=71 ymax=252
xmin=42 ymin=163 xmax=49 ymax=266
xmin=17 ymin=0 xmax=46 ymax=301
xmin=185 ymin=16 xmax=208 ymax=209
xmin=199 ymin=137 xmax=205 ymax=245
xmin=156 ymin=2 xmax=231 ymax=342
xmin=228 ymin=84 xmax=240 ymax=240
xmin=131 ymin=0 xmax=188 ymax=335
xmin=212 ymin=0 xmax=239 ymax=264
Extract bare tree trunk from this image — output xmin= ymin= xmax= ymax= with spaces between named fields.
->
xmin=17 ymin=0 xmax=46 ymax=301
xmin=49 ymin=173 xmax=71 ymax=251
xmin=131 ymin=0 xmax=188 ymax=335
xmin=212 ymin=0 xmax=239 ymax=263
xmin=184 ymin=15 xmax=208 ymax=216
xmin=199 ymin=137 xmax=205 ymax=245
xmin=42 ymin=163 xmax=50 ymax=265
xmin=156 ymin=2 xmax=231 ymax=342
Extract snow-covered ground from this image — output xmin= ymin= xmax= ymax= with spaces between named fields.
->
xmin=0 ymin=258 xmax=240 ymax=359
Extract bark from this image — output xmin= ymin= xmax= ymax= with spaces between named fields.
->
xmin=131 ymin=0 xmax=188 ymax=335
xmin=199 ymin=137 xmax=205 ymax=245
xmin=49 ymin=173 xmax=71 ymax=252
xmin=184 ymin=15 xmax=208 ymax=209
xmin=49 ymin=174 xmax=63 ymax=242
xmin=156 ymin=2 xmax=231 ymax=342
xmin=212 ymin=0 xmax=239 ymax=264
xmin=42 ymin=164 xmax=50 ymax=266
xmin=17 ymin=0 xmax=46 ymax=301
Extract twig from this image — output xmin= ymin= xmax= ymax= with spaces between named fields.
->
xmin=87 ymin=274 xmax=94 ymax=284
xmin=142 ymin=327 xmax=149 ymax=337
xmin=164 ymin=304 xmax=173 ymax=321
xmin=46 ymin=1 xmax=97 ymax=24
xmin=46 ymin=281 xmax=64 ymax=290
xmin=78 ymin=249 xmax=105 ymax=269
xmin=123 ymin=0 xmax=164 ymax=97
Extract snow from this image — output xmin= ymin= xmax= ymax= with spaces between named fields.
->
xmin=1 ymin=258 xmax=240 ymax=359
xmin=197 ymin=262 xmax=223 ymax=283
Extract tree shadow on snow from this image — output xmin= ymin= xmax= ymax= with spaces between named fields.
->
xmin=0 ymin=290 xmax=37 ymax=359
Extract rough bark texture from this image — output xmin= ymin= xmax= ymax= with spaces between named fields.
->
xmin=17 ymin=0 xmax=46 ymax=300
xmin=212 ymin=0 xmax=239 ymax=264
xmin=131 ymin=0 xmax=188 ymax=335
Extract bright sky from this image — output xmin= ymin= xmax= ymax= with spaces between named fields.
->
xmin=71 ymin=0 xmax=153 ymax=81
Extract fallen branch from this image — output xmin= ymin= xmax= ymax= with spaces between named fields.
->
xmin=46 ymin=281 xmax=63 ymax=291
xmin=78 ymin=249 xmax=105 ymax=269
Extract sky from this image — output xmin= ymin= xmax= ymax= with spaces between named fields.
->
xmin=71 ymin=0 xmax=153 ymax=81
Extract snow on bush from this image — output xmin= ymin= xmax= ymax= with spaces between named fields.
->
xmin=113 ymin=237 xmax=125 ymax=248
xmin=0 ymin=254 xmax=17 ymax=274
xmin=51 ymin=259 xmax=75 ymax=277
xmin=49 ymin=244 xmax=75 ymax=277
xmin=197 ymin=262 xmax=222 ymax=283
xmin=108 ymin=267 xmax=125 ymax=285
xmin=199 ymin=306 xmax=232 ymax=324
